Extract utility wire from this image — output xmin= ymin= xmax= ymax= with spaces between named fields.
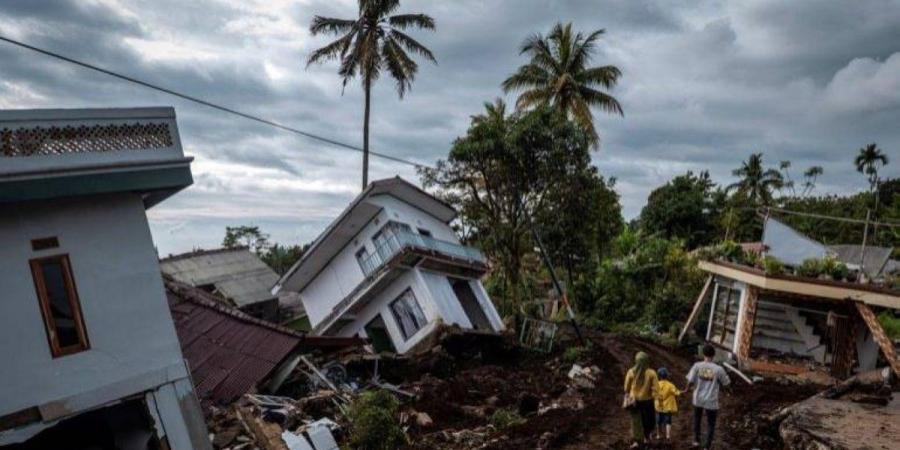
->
xmin=763 ymin=206 xmax=900 ymax=228
xmin=0 ymin=34 xmax=426 ymax=169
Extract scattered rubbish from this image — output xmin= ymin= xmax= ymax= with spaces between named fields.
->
xmin=519 ymin=317 xmax=557 ymax=352
xmin=566 ymin=363 xmax=600 ymax=389
xmin=281 ymin=431 xmax=314 ymax=450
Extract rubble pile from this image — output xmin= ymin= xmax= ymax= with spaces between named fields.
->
xmin=202 ymin=325 xmax=879 ymax=449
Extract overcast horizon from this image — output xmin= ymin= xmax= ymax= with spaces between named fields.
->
xmin=1 ymin=0 xmax=899 ymax=256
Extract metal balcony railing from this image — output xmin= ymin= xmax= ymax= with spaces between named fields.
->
xmin=358 ymin=229 xmax=486 ymax=276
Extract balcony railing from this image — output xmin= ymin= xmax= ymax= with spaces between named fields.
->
xmin=359 ymin=229 xmax=486 ymax=277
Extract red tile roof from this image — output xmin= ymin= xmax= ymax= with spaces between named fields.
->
xmin=165 ymin=279 xmax=302 ymax=406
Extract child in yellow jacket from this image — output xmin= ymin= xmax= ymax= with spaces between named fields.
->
xmin=654 ymin=367 xmax=682 ymax=441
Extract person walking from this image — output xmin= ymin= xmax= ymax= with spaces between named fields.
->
xmin=654 ymin=367 xmax=682 ymax=441
xmin=624 ymin=351 xmax=659 ymax=448
xmin=686 ymin=344 xmax=730 ymax=449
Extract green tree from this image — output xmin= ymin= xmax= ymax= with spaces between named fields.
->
xmin=502 ymin=22 xmax=623 ymax=146
xmin=261 ymin=243 xmax=308 ymax=275
xmin=727 ymin=153 xmax=784 ymax=206
xmin=801 ymin=166 xmax=824 ymax=196
xmin=422 ymin=105 xmax=620 ymax=312
xmin=307 ymin=0 xmax=436 ymax=189
xmin=639 ymin=171 xmax=719 ymax=248
xmin=222 ymin=226 xmax=270 ymax=253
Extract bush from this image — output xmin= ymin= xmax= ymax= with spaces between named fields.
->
xmin=796 ymin=258 xmax=824 ymax=278
xmin=761 ymin=256 xmax=784 ymax=276
xmin=879 ymin=312 xmax=900 ymax=340
xmin=346 ymin=390 xmax=405 ymax=450
xmin=489 ymin=407 xmax=525 ymax=429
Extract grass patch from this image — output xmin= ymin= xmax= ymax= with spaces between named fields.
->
xmin=489 ymin=407 xmax=526 ymax=429
xmin=879 ymin=312 xmax=900 ymax=340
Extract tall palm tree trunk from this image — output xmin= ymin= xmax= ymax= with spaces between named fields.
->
xmin=362 ymin=76 xmax=371 ymax=190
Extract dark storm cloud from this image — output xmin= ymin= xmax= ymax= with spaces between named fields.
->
xmin=1 ymin=0 xmax=898 ymax=253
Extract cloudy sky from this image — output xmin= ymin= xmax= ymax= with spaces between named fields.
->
xmin=2 ymin=0 xmax=899 ymax=255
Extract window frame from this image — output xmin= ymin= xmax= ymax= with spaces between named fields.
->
xmin=29 ymin=254 xmax=90 ymax=358
xmin=389 ymin=289 xmax=427 ymax=341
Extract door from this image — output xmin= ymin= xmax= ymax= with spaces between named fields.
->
xmin=451 ymin=278 xmax=492 ymax=330
xmin=364 ymin=314 xmax=397 ymax=353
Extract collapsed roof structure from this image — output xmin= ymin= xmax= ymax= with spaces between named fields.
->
xmin=164 ymin=278 xmax=360 ymax=407
xmin=682 ymin=217 xmax=900 ymax=379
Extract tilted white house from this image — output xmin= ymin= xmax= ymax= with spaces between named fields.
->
xmin=0 ymin=108 xmax=211 ymax=449
xmin=273 ymin=177 xmax=504 ymax=354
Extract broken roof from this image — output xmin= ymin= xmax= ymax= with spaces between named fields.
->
xmin=274 ymin=176 xmax=457 ymax=294
xmin=828 ymin=244 xmax=894 ymax=277
xmin=699 ymin=260 xmax=900 ymax=309
xmin=165 ymin=278 xmax=362 ymax=406
xmin=161 ymin=247 xmax=279 ymax=308
xmin=762 ymin=217 xmax=829 ymax=267
xmin=165 ymin=278 xmax=301 ymax=406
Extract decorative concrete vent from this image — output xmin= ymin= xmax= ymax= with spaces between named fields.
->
xmin=1 ymin=122 xmax=173 ymax=157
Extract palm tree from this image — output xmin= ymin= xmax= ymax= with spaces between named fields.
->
xmin=472 ymin=98 xmax=508 ymax=128
xmin=307 ymin=0 xmax=436 ymax=189
xmin=855 ymin=143 xmax=889 ymax=192
xmin=502 ymin=22 xmax=623 ymax=146
xmin=801 ymin=166 xmax=823 ymax=196
xmin=727 ymin=153 xmax=784 ymax=206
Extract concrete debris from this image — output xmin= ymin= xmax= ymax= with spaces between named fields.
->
xmin=566 ymin=364 xmax=599 ymax=389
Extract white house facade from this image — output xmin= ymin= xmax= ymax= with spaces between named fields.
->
xmin=0 ymin=108 xmax=211 ymax=449
xmin=273 ymin=177 xmax=504 ymax=354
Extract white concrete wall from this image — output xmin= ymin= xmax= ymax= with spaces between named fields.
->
xmin=0 ymin=193 xmax=189 ymax=418
xmin=335 ymin=269 xmax=441 ymax=354
xmin=301 ymin=194 xmax=460 ymax=329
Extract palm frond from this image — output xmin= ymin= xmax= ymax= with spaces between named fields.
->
xmin=388 ymin=29 xmax=436 ymax=63
xmin=309 ymin=16 xmax=357 ymax=35
xmin=388 ymin=13 xmax=435 ymax=30
xmin=579 ymin=86 xmax=624 ymax=116
xmin=306 ymin=33 xmax=355 ymax=67
xmin=578 ymin=66 xmax=622 ymax=89
xmin=501 ymin=64 xmax=552 ymax=92
xmin=383 ymin=36 xmax=418 ymax=97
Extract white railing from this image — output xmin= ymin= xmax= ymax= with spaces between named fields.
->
xmin=359 ymin=229 xmax=486 ymax=276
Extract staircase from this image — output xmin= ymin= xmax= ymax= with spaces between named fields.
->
xmin=752 ymin=301 xmax=831 ymax=363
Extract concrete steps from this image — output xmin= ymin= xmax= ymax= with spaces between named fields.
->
xmin=752 ymin=301 xmax=831 ymax=363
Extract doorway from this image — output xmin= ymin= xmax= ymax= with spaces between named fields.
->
xmin=451 ymin=278 xmax=492 ymax=330
xmin=364 ymin=314 xmax=397 ymax=353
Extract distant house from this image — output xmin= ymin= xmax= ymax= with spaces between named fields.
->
xmin=0 ymin=108 xmax=210 ymax=449
xmin=160 ymin=247 xmax=289 ymax=322
xmin=683 ymin=218 xmax=900 ymax=379
xmin=164 ymin=278 xmax=359 ymax=407
xmin=273 ymin=177 xmax=504 ymax=354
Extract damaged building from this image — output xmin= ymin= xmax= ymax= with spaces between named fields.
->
xmin=683 ymin=218 xmax=900 ymax=379
xmin=273 ymin=177 xmax=504 ymax=354
xmin=160 ymin=247 xmax=303 ymax=323
xmin=0 ymin=108 xmax=211 ymax=449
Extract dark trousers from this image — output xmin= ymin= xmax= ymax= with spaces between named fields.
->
xmin=634 ymin=400 xmax=655 ymax=439
xmin=693 ymin=406 xmax=718 ymax=448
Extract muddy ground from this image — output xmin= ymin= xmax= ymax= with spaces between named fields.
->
xmin=375 ymin=330 xmax=823 ymax=450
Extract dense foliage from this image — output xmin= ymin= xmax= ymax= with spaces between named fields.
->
xmin=347 ymin=390 xmax=406 ymax=450
xmin=638 ymin=171 xmax=721 ymax=248
xmin=422 ymin=105 xmax=623 ymax=314
xmin=221 ymin=226 xmax=307 ymax=275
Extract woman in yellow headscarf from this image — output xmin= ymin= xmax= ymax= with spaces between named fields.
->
xmin=623 ymin=351 xmax=659 ymax=447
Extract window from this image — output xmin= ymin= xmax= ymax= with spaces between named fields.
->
xmin=30 ymin=255 xmax=89 ymax=357
xmin=356 ymin=247 xmax=373 ymax=275
xmin=417 ymin=228 xmax=432 ymax=238
xmin=390 ymin=289 xmax=427 ymax=340
xmin=709 ymin=283 xmax=741 ymax=346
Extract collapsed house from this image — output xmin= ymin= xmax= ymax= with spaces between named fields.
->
xmin=160 ymin=247 xmax=304 ymax=323
xmin=164 ymin=278 xmax=360 ymax=408
xmin=273 ymin=177 xmax=504 ymax=354
xmin=0 ymin=108 xmax=211 ymax=449
xmin=683 ymin=217 xmax=900 ymax=379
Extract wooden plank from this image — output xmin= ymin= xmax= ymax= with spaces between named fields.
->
xmin=736 ymin=286 xmax=758 ymax=360
xmin=679 ymin=275 xmax=713 ymax=343
xmin=854 ymin=302 xmax=900 ymax=376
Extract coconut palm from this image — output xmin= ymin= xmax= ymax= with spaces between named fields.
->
xmin=727 ymin=153 xmax=784 ymax=206
xmin=855 ymin=143 xmax=889 ymax=192
xmin=502 ymin=22 xmax=623 ymax=146
xmin=801 ymin=166 xmax=823 ymax=196
xmin=307 ymin=0 xmax=436 ymax=189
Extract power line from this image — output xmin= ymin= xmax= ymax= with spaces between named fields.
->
xmin=763 ymin=206 xmax=900 ymax=229
xmin=0 ymin=34 xmax=426 ymax=169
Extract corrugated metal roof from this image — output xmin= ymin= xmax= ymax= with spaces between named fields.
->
xmin=165 ymin=279 xmax=301 ymax=406
xmin=161 ymin=247 xmax=280 ymax=307
xmin=829 ymin=245 xmax=894 ymax=277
